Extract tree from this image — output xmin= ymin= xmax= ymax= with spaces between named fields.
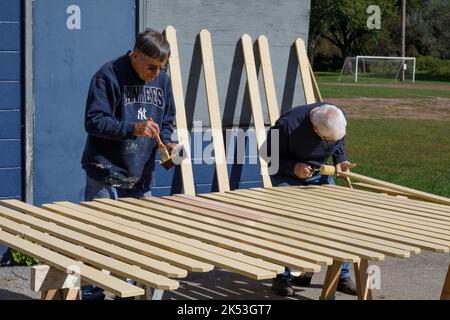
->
xmin=309 ymin=0 xmax=399 ymax=62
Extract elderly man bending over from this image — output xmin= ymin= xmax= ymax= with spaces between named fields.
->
xmin=266 ymin=102 xmax=357 ymax=297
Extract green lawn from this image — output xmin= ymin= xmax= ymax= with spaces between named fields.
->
xmin=339 ymin=119 xmax=450 ymax=198
xmin=315 ymin=72 xmax=450 ymax=99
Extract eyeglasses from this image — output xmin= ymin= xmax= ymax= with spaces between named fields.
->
xmin=146 ymin=64 xmax=167 ymax=72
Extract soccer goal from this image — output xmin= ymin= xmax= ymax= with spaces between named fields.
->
xmin=339 ymin=56 xmax=416 ymax=83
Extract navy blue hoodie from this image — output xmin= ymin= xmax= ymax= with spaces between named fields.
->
xmin=267 ymin=102 xmax=347 ymax=177
xmin=81 ymin=52 xmax=175 ymax=190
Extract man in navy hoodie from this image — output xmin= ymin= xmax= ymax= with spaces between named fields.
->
xmin=80 ymin=29 xmax=176 ymax=299
xmin=267 ymin=103 xmax=357 ymax=297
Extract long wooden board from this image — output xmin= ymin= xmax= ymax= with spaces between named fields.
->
xmin=199 ymin=29 xmax=230 ymax=192
xmin=200 ymin=193 xmax=449 ymax=252
xmin=54 ymin=201 xmax=283 ymax=274
xmin=241 ymin=34 xmax=272 ymax=188
xmin=254 ymin=188 xmax=450 ymax=232
xmin=221 ymin=190 xmax=450 ymax=243
xmin=164 ymin=25 xmax=196 ymax=195
xmin=80 ymin=200 xmax=322 ymax=272
xmin=0 ymin=202 xmax=193 ymax=276
xmin=341 ymin=172 xmax=450 ymax=205
xmin=177 ymin=195 xmax=417 ymax=256
xmin=0 ymin=216 xmax=179 ymax=290
xmin=0 ymin=228 xmax=144 ymax=298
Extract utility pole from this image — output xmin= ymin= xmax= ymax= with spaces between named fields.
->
xmin=401 ymin=0 xmax=406 ymax=81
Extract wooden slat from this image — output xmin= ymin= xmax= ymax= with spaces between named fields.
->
xmin=44 ymin=203 xmax=280 ymax=280
xmin=256 ymin=35 xmax=279 ymax=126
xmin=0 ymin=228 xmax=144 ymax=298
xmin=162 ymin=195 xmax=386 ymax=260
xmin=256 ymin=188 xmax=450 ymax=232
xmin=98 ymin=198 xmax=332 ymax=266
xmin=54 ymin=201 xmax=283 ymax=275
xmin=164 ymin=25 xmax=196 ymax=195
xmin=274 ymin=186 xmax=450 ymax=228
xmin=179 ymin=195 xmax=417 ymax=257
xmin=295 ymin=38 xmax=315 ymax=104
xmin=123 ymin=197 xmax=360 ymax=263
xmin=241 ymin=34 xmax=272 ymax=188
xmin=199 ymin=29 xmax=230 ymax=192
xmin=81 ymin=200 xmax=321 ymax=273
xmin=314 ymin=186 xmax=450 ymax=221
xmin=325 ymin=184 xmax=450 ymax=215
xmin=224 ymin=190 xmax=450 ymax=243
xmin=201 ymin=193 xmax=449 ymax=252
xmin=341 ymin=172 xmax=450 ymax=206
xmin=0 ymin=216 xmax=179 ymax=290
xmin=0 ymin=200 xmax=209 ymax=272
xmin=354 ymin=182 xmax=415 ymax=197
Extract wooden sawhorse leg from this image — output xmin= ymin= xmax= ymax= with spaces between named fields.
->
xmin=441 ymin=265 xmax=450 ymax=300
xmin=320 ymin=261 xmax=342 ymax=300
xmin=354 ymin=259 xmax=373 ymax=300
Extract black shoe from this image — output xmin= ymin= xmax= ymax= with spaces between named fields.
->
xmin=291 ymin=272 xmax=313 ymax=287
xmin=337 ymin=278 xmax=357 ymax=296
xmin=81 ymin=285 xmax=105 ymax=300
xmin=271 ymin=278 xmax=295 ymax=297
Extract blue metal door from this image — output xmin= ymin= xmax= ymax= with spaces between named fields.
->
xmin=33 ymin=0 xmax=136 ymax=205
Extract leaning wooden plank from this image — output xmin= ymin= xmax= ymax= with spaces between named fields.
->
xmin=43 ymin=202 xmax=279 ymax=280
xmin=135 ymin=197 xmax=366 ymax=262
xmin=324 ymin=184 xmax=450 ymax=215
xmin=177 ymin=194 xmax=419 ymax=255
xmin=256 ymin=35 xmax=279 ymax=126
xmin=308 ymin=186 xmax=450 ymax=223
xmin=164 ymin=26 xmax=196 ymax=196
xmin=0 ymin=229 xmax=144 ymax=298
xmin=201 ymin=193 xmax=449 ymax=252
xmin=295 ymin=38 xmax=315 ymax=104
xmin=54 ymin=201 xmax=283 ymax=274
xmin=81 ymin=200 xmax=322 ymax=272
xmin=0 ymin=201 xmax=205 ymax=275
xmin=0 ymin=216 xmax=179 ymax=290
xmin=340 ymin=172 xmax=450 ymax=206
xmin=120 ymin=197 xmax=351 ymax=263
xmin=241 ymin=34 xmax=272 ymax=188
xmin=256 ymin=188 xmax=450 ymax=232
xmin=223 ymin=190 xmax=450 ymax=243
xmin=199 ymin=29 xmax=230 ymax=192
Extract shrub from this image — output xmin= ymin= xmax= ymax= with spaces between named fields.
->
xmin=416 ymin=56 xmax=450 ymax=75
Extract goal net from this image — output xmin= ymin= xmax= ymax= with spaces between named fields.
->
xmin=339 ymin=56 xmax=416 ymax=83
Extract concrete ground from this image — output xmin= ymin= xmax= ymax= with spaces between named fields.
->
xmin=0 ymin=250 xmax=448 ymax=300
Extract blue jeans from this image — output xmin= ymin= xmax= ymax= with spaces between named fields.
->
xmin=271 ymin=173 xmax=351 ymax=280
xmin=85 ymin=175 xmax=152 ymax=201
xmin=82 ymin=175 xmax=151 ymax=299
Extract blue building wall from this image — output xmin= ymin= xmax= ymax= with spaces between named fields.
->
xmin=0 ymin=0 xmax=22 ymax=257
xmin=32 ymin=0 xmax=136 ymax=205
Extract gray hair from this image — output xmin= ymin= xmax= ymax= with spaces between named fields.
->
xmin=310 ymin=104 xmax=347 ymax=141
xmin=134 ymin=28 xmax=171 ymax=61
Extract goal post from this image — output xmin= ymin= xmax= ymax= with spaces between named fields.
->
xmin=339 ymin=56 xmax=416 ymax=83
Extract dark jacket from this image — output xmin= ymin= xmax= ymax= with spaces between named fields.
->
xmin=81 ymin=52 xmax=175 ymax=190
xmin=267 ymin=102 xmax=346 ymax=177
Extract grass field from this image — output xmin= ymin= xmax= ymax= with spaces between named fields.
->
xmin=317 ymin=72 xmax=450 ymax=198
